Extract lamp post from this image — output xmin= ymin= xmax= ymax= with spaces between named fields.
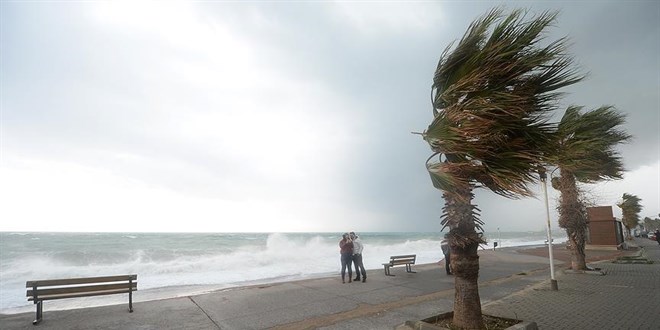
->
xmin=539 ymin=168 xmax=558 ymax=291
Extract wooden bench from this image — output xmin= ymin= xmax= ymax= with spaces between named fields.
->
xmin=382 ymin=254 xmax=417 ymax=276
xmin=26 ymin=274 xmax=137 ymax=325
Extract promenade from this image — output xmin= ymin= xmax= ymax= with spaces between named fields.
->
xmin=1 ymin=238 xmax=658 ymax=329
xmin=482 ymin=237 xmax=660 ymax=330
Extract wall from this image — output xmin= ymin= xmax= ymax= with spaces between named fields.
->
xmin=587 ymin=206 xmax=620 ymax=246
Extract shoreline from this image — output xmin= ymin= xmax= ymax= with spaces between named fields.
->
xmin=0 ymin=231 xmax=567 ymax=313
xmin=0 ymin=241 xmax=635 ymax=329
xmin=0 ymin=271 xmax=338 ymax=316
xmin=2 ymin=242 xmax=615 ymax=317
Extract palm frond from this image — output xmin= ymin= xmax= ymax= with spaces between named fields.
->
xmin=553 ymin=105 xmax=632 ymax=182
xmin=424 ymin=8 xmax=583 ymax=198
xmin=618 ymin=193 xmax=643 ymax=229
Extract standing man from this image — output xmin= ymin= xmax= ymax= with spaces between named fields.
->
xmin=350 ymin=232 xmax=367 ymax=282
xmin=441 ymin=234 xmax=452 ymax=275
xmin=655 ymin=229 xmax=660 ymax=245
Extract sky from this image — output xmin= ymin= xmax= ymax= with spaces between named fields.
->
xmin=1 ymin=1 xmax=658 ymax=233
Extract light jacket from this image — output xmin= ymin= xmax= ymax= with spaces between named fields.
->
xmin=352 ymin=238 xmax=364 ymax=255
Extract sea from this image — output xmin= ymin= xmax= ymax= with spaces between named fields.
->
xmin=0 ymin=231 xmax=566 ymax=314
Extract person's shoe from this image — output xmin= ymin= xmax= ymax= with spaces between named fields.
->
xmin=342 ymin=279 xmax=345 ymax=283
xmin=348 ymin=278 xmax=352 ymax=283
xmin=362 ymin=277 xmax=366 ymax=283
xmin=354 ymin=277 xmax=360 ymax=281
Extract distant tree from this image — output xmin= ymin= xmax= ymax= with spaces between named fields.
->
xmin=548 ymin=106 xmax=631 ymax=270
xmin=618 ymin=193 xmax=643 ymax=239
xmin=646 ymin=217 xmax=660 ymax=230
xmin=642 ymin=217 xmax=653 ymax=231
xmin=421 ymin=8 xmax=582 ymax=328
xmin=644 ymin=217 xmax=660 ymax=231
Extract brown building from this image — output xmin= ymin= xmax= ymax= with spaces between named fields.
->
xmin=586 ymin=206 xmax=624 ymax=248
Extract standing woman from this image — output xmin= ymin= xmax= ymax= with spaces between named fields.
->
xmin=339 ymin=233 xmax=354 ymax=283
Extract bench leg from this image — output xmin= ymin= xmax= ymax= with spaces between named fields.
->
xmin=128 ymin=278 xmax=134 ymax=313
xmin=406 ymin=264 xmax=416 ymax=273
xmin=384 ymin=265 xmax=395 ymax=276
xmin=32 ymin=301 xmax=42 ymax=325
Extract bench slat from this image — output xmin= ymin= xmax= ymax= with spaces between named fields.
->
xmin=390 ymin=255 xmax=416 ymax=259
xmin=390 ymin=259 xmax=415 ymax=265
xmin=27 ymin=283 xmax=137 ymax=297
xmin=27 ymin=288 xmax=137 ymax=302
xmin=26 ymin=275 xmax=137 ymax=288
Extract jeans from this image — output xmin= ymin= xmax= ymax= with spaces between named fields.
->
xmin=341 ymin=253 xmax=353 ymax=280
xmin=444 ymin=253 xmax=452 ymax=274
xmin=352 ymin=254 xmax=366 ymax=279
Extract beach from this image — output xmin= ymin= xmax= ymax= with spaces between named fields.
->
xmin=4 ymin=238 xmax=657 ymax=329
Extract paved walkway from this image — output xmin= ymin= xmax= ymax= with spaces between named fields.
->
xmin=1 ymin=239 xmax=657 ymax=329
xmin=482 ymin=237 xmax=660 ymax=330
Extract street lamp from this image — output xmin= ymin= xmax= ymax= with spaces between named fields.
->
xmin=539 ymin=167 xmax=558 ymax=291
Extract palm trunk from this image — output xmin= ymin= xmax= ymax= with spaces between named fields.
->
xmin=443 ymin=188 xmax=483 ymax=329
xmin=453 ymin=243 xmax=482 ymax=329
xmin=624 ymin=227 xmax=632 ymax=240
xmin=557 ymin=170 xmax=588 ymax=270
xmin=566 ymin=227 xmax=587 ymax=270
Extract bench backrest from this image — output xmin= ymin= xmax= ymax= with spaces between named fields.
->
xmin=27 ymin=275 xmax=137 ymax=302
xmin=389 ymin=255 xmax=416 ymax=265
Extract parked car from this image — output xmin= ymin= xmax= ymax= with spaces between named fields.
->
xmin=649 ymin=232 xmax=656 ymax=241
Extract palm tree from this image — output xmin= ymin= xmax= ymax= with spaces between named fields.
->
xmin=549 ymin=106 xmax=631 ymax=270
xmin=421 ymin=8 xmax=582 ymax=329
xmin=618 ymin=193 xmax=643 ymax=240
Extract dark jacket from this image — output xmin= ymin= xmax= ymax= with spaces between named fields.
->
xmin=441 ymin=240 xmax=450 ymax=255
xmin=339 ymin=239 xmax=353 ymax=254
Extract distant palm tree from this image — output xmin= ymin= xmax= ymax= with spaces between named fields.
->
xmin=421 ymin=8 xmax=582 ymax=329
xmin=549 ymin=106 xmax=631 ymax=270
xmin=618 ymin=193 xmax=643 ymax=240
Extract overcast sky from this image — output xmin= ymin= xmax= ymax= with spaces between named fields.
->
xmin=1 ymin=1 xmax=658 ymax=233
